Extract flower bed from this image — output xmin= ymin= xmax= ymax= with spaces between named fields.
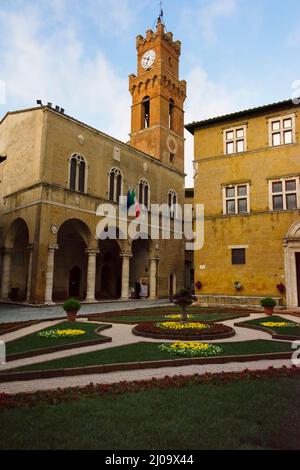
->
xmin=133 ymin=321 xmax=235 ymax=340
xmin=157 ymin=321 xmax=209 ymax=330
xmin=236 ymin=315 xmax=300 ymax=340
xmin=38 ymin=329 xmax=86 ymax=339
xmin=0 ymin=366 xmax=299 ymax=410
xmin=260 ymin=321 xmax=297 ymax=328
xmin=159 ymin=342 xmax=222 ymax=357
xmin=5 ymin=322 xmax=112 ymax=361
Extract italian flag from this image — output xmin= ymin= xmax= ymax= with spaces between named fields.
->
xmin=127 ymin=190 xmax=141 ymax=218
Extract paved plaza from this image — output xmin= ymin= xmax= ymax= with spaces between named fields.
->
xmin=0 ymin=299 xmax=170 ymax=323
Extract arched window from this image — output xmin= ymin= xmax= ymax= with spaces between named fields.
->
xmin=138 ymin=179 xmax=150 ymax=209
xmin=69 ymin=154 xmax=87 ymax=193
xmin=169 ymin=98 xmax=175 ymax=130
xmin=142 ymin=96 xmax=150 ymax=129
xmin=168 ymin=189 xmax=177 ymax=218
xmin=109 ymin=168 xmax=122 ymax=203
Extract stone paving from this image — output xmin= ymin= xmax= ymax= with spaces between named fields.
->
xmin=0 ymin=313 xmax=298 ymax=394
xmin=0 ymin=299 xmax=170 ymax=323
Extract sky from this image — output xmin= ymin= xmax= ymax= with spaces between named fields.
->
xmin=1 ymin=0 xmax=300 ymax=186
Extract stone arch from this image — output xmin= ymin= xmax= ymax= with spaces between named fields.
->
xmin=3 ymin=217 xmax=30 ymax=249
xmin=1 ymin=218 xmax=30 ymax=301
xmin=56 ymin=218 xmax=92 ymax=246
xmin=68 ymin=153 xmax=88 ymax=193
xmin=53 ymin=219 xmax=92 ymax=301
xmin=286 ymin=220 xmax=300 ymax=239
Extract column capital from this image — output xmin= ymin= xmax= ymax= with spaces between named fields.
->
xmin=26 ymin=244 xmax=34 ymax=252
xmin=0 ymin=248 xmax=14 ymax=255
xmin=149 ymin=256 xmax=160 ymax=262
xmin=48 ymin=244 xmax=59 ymax=252
xmin=85 ymin=248 xmax=100 ymax=256
xmin=120 ymin=252 xmax=132 ymax=259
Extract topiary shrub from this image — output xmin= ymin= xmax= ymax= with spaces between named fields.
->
xmin=63 ymin=298 xmax=81 ymax=312
xmin=261 ymin=297 xmax=276 ymax=308
xmin=170 ymin=288 xmax=197 ymax=321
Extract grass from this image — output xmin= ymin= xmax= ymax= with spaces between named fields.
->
xmin=0 ymin=376 xmax=300 ymax=449
xmin=92 ymin=311 xmax=247 ymax=324
xmin=239 ymin=315 xmax=300 ymax=337
xmin=6 ymin=322 xmax=109 ymax=356
xmin=7 ymin=339 xmax=292 ymax=373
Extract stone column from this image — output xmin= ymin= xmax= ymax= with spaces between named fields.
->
xmin=0 ymin=249 xmax=12 ymax=299
xmin=149 ymin=257 xmax=158 ymax=300
xmin=26 ymin=244 xmax=34 ymax=303
xmin=85 ymin=249 xmax=99 ymax=303
xmin=44 ymin=244 xmax=59 ymax=304
xmin=121 ymin=253 xmax=131 ymax=300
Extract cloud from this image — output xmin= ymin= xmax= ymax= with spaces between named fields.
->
xmin=182 ymin=0 xmax=238 ymax=44
xmin=0 ymin=4 xmax=131 ymax=141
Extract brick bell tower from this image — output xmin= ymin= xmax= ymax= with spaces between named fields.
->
xmin=129 ymin=18 xmax=187 ymax=172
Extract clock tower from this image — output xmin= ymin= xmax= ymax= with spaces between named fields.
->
xmin=129 ymin=19 xmax=186 ymax=172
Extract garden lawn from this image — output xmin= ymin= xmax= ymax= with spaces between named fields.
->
xmin=6 ymin=322 xmax=109 ymax=356
xmin=238 ymin=315 xmax=300 ymax=337
xmin=91 ymin=311 xmax=247 ymax=324
xmin=0 ymin=375 xmax=300 ymax=449
xmin=7 ymin=339 xmax=292 ymax=373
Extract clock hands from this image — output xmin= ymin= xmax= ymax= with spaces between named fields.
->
xmin=141 ymin=50 xmax=155 ymax=69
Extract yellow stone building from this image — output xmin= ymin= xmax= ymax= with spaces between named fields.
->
xmin=0 ymin=20 xmax=187 ymax=305
xmin=186 ymin=99 xmax=300 ymax=308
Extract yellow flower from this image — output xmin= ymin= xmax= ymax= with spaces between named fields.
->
xmin=56 ymin=329 xmax=86 ymax=336
xmin=165 ymin=314 xmax=194 ymax=319
xmin=159 ymin=341 xmax=222 ymax=357
xmin=38 ymin=329 xmax=86 ymax=338
xmin=156 ymin=321 xmax=210 ymax=330
xmin=260 ymin=322 xmax=298 ymax=328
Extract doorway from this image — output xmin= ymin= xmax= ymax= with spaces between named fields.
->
xmin=101 ymin=265 xmax=111 ymax=298
xmin=169 ymin=274 xmax=176 ymax=296
xmin=69 ymin=266 xmax=81 ymax=298
xmin=296 ymin=253 xmax=300 ymax=307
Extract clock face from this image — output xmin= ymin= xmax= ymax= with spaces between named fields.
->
xmin=167 ymin=135 xmax=178 ymax=154
xmin=141 ymin=50 xmax=156 ymax=69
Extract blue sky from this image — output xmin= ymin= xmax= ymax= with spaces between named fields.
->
xmin=0 ymin=0 xmax=300 ymax=185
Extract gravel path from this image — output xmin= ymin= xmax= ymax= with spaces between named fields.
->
xmin=0 ymin=359 xmax=293 ymax=394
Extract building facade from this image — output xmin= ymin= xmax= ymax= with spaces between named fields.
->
xmin=0 ymin=20 xmax=187 ymax=305
xmin=187 ymin=99 xmax=300 ymax=308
